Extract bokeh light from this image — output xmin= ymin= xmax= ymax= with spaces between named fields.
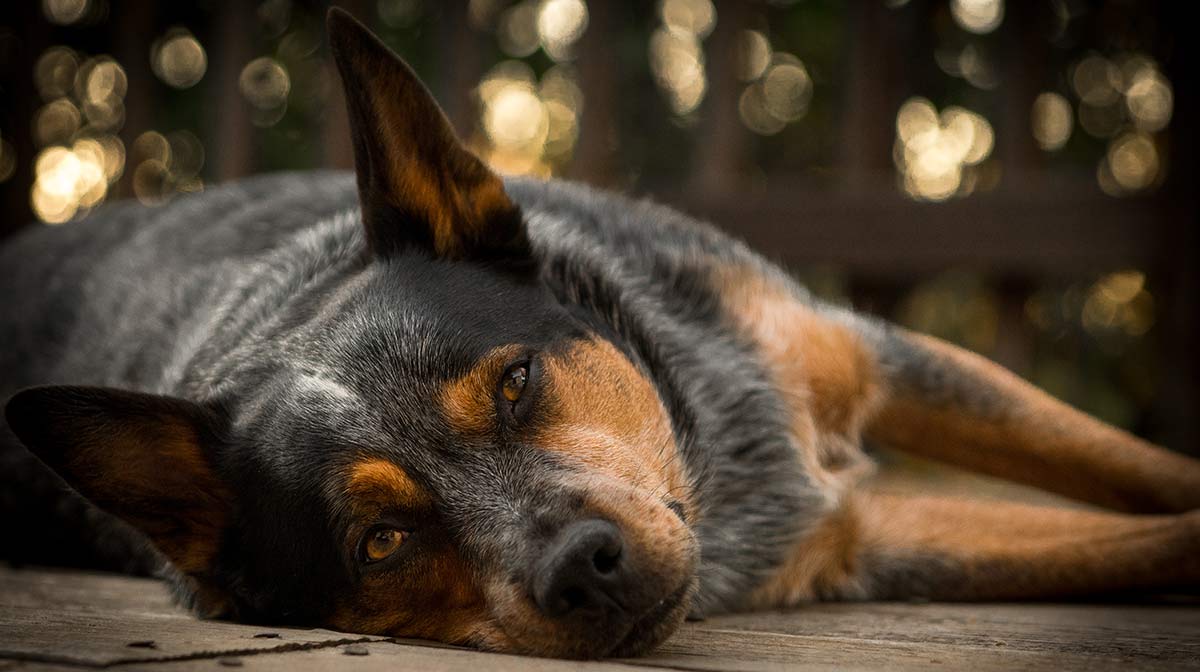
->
xmin=1072 ymin=54 xmax=1121 ymax=106
xmin=1100 ymin=132 xmax=1159 ymax=195
xmin=736 ymin=30 xmax=771 ymax=82
xmin=1031 ymin=92 xmax=1073 ymax=151
xmin=35 ymin=47 xmax=79 ymax=101
xmin=950 ymin=0 xmax=1004 ymax=34
xmin=649 ymin=0 xmax=715 ymax=116
xmin=1082 ymin=271 xmax=1154 ymax=336
xmin=894 ymin=98 xmax=994 ymax=201
xmin=1122 ymin=59 xmax=1173 ymax=133
xmin=239 ymin=57 xmax=291 ymax=127
xmin=42 ymin=0 xmax=90 ymax=26
xmin=475 ymin=59 xmax=583 ymax=177
xmin=660 ymin=0 xmax=716 ymax=38
xmin=78 ymin=57 xmax=128 ymax=132
xmin=152 ymin=30 xmax=208 ymax=90
xmin=33 ymin=98 xmax=82 ymax=148
xmin=536 ymin=0 xmax=588 ymax=62
xmin=498 ymin=1 xmax=540 ymax=58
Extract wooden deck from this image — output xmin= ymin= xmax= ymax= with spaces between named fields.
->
xmin=2 ymin=568 xmax=1198 ymax=671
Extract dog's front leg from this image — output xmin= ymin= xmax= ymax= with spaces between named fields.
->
xmin=747 ymin=490 xmax=1199 ymax=607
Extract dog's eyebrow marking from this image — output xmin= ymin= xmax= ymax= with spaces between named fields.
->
xmin=345 ymin=458 xmax=431 ymax=510
xmin=440 ymin=344 xmax=524 ymax=438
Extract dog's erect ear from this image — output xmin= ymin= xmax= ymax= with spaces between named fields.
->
xmin=5 ymin=386 xmax=231 ymax=575
xmin=326 ymin=8 xmax=529 ymax=262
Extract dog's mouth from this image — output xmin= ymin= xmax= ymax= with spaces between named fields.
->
xmin=603 ymin=579 xmax=694 ymax=658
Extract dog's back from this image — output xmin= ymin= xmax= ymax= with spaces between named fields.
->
xmin=0 ymin=172 xmax=363 ymax=570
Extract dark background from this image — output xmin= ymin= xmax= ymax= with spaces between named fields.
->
xmin=0 ymin=0 xmax=1195 ymax=456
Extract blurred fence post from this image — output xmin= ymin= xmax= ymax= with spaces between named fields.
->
xmin=113 ymin=3 xmax=157 ymax=201
xmin=0 ymin=2 xmax=44 ymax=232
xmin=836 ymin=1 xmax=909 ymax=195
xmin=689 ymin=0 xmax=749 ymax=196
xmin=210 ymin=0 xmax=256 ymax=180
xmin=567 ymin=0 xmax=618 ymax=186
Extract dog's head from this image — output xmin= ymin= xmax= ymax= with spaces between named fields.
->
xmin=3 ymin=9 xmax=697 ymax=659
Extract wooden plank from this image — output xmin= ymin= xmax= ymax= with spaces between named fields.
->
xmin=118 ymin=641 xmax=654 ymax=672
xmin=3 ymin=568 xmax=1198 ymax=671
xmin=0 ymin=568 xmax=382 ymax=667
xmin=635 ymin=624 xmax=1190 ymax=672
xmin=676 ymin=603 xmax=1200 ymax=667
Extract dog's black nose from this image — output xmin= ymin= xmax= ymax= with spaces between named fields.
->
xmin=533 ymin=519 xmax=627 ymax=618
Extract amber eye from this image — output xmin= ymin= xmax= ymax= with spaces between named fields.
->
xmin=362 ymin=527 xmax=407 ymax=563
xmin=501 ymin=364 xmax=528 ymax=403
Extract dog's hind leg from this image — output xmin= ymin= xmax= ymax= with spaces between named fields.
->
xmin=749 ymin=489 xmax=1199 ymax=606
xmin=858 ymin=323 xmax=1200 ymax=514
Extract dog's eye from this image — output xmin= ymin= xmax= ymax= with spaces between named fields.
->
xmin=361 ymin=527 xmax=408 ymax=563
xmin=501 ymin=363 xmax=528 ymax=403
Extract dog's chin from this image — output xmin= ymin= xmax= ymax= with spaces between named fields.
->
xmin=475 ymin=578 xmax=695 ymax=659
xmin=603 ymin=579 xmax=694 ymax=658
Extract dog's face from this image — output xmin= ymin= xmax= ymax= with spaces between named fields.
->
xmin=3 ymin=10 xmax=697 ymax=659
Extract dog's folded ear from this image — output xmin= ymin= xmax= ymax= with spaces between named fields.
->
xmin=5 ymin=386 xmax=231 ymax=575
xmin=327 ymin=8 xmax=529 ymax=264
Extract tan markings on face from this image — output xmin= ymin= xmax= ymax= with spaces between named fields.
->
xmin=440 ymin=344 xmax=524 ymax=438
xmin=332 ymin=458 xmax=491 ymax=644
xmin=713 ymin=265 xmax=882 ymax=500
xmin=537 ymin=338 xmax=690 ymax=513
xmin=344 ymin=458 xmax=432 ymax=511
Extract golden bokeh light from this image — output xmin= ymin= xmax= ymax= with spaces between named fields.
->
xmin=950 ymin=0 xmax=1003 ymax=34
xmin=1104 ymin=132 xmax=1159 ymax=193
xmin=35 ymin=47 xmax=79 ymax=101
xmin=133 ymin=159 xmax=172 ymax=206
xmin=77 ymin=57 xmax=128 ymax=132
xmin=660 ymin=0 xmax=716 ymax=39
xmin=649 ymin=27 xmax=707 ymax=115
xmin=736 ymin=30 xmax=771 ymax=82
xmin=1072 ymin=54 xmax=1121 ymax=106
xmin=1123 ymin=63 xmax=1172 ymax=133
xmin=760 ymin=54 xmax=812 ymax=123
xmin=42 ymin=0 xmax=89 ymax=26
xmin=84 ymin=58 xmax=128 ymax=104
xmin=486 ymin=83 xmax=549 ymax=150
xmin=166 ymin=130 xmax=206 ymax=182
xmin=738 ymin=84 xmax=784 ymax=136
xmin=475 ymin=61 xmax=582 ymax=176
xmin=1031 ymin=92 xmax=1072 ymax=151
xmin=894 ymin=98 xmax=994 ymax=201
xmin=537 ymin=0 xmax=588 ymax=61
xmin=31 ymin=142 xmax=107 ymax=224
xmin=498 ymin=1 xmax=540 ymax=58
xmin=1082 ymin=271 xmax=1154 ymax=336
xmin=239 ymin=57 xmax=291 ymax=127
xmin=133 ymin=130 xmax=172 ymax=166
xmin=33 ymin=98 xmax=82 ymax=148
xmin=153 ymin=31 xmax=208 ymax=89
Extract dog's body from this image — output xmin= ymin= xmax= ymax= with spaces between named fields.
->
xmin=2 ymin=10 xmax=1198 ymax=659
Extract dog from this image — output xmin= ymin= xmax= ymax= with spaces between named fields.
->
xmin=1 ymin=9 xmax=1198 ymax=659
